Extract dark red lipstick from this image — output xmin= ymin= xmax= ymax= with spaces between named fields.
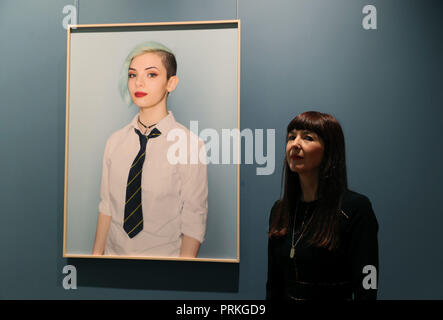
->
xmin=135 ymin=92 xmax=147 ymax=97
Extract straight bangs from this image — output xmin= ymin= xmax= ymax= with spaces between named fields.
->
xmin=287 ymin=111 xmax=327 ymax=139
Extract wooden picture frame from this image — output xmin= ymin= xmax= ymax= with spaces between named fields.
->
xmin=64 ymin=20 xmax=240 ymax=262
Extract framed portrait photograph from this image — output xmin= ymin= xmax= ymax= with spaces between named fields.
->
xmin=63 ymin=20 xmax=240 ymax=262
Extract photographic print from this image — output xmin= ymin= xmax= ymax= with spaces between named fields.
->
xmin=63 ymin=20 xmax=240 ymax=262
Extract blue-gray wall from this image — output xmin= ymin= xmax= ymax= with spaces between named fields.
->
xmin=0 ymin=0 xmax=442 ymax=299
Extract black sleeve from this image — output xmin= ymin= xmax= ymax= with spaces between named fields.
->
xmin=346 ymin=197 xmax=379 ymax=300
xmin=266 ymin=201 xmax=285 ymax=300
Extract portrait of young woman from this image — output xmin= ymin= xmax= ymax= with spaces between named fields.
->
xmin=92 ymin=41 xmax=208 ymax=258
xmin=64 ymin=21 xmax=240 ymax=262
xmin=267 ymin=111 xmax=379 ymax=300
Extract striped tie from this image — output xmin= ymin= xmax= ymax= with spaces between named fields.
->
xmin=123 ymin=128 xmax=161 ymax=238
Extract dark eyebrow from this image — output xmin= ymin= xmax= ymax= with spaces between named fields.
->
xmin=128 ymin=66 xmax=159 ymax=71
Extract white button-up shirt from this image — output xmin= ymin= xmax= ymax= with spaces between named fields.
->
xmin=98 ymin=112 xmax=208 ymax=257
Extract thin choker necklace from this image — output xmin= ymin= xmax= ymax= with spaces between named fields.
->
xmin=138 ymin=117 xmax=157 ymax=130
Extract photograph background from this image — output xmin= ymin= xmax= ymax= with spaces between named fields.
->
xmin=66 ymin=25 xmax=239 ymax=260
xmin=0 ymin=0 xmax=442 ymax=299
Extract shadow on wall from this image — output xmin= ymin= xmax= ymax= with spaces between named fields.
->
xmin=67 ymin=258 xmax=239 ymax=292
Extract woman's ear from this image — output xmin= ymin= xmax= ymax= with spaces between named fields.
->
xmin=167 ymin=75 xmax=179 ymax=93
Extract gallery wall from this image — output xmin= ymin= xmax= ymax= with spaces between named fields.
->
xmin=0 ymin=0 xmax=442 ymax=299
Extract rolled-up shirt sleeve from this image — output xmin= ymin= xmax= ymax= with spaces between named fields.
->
xmin=178 ymin=136 xmax=208 ymax=243
xmin=98 ymin=139 xmax=112 ymax=216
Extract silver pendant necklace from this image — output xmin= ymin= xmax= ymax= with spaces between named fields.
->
xmin=290 ymin=202 xmax=314 ymax=259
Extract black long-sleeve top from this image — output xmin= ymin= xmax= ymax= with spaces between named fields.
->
xmin=266 ymin=190 xmax=379 ymax=300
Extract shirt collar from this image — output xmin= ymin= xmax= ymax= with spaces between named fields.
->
xmin=128 ymin=111 xmax=176 ymax=135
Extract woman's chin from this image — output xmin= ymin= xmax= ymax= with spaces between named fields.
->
xmin=134 ymin=103 xmax=156 ymax=109
xmin=288 ymin=163 xmax=303 ymax=173
xmin=289 ymin=166 xmax=312 ymax=175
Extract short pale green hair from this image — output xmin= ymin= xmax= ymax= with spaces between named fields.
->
xmin=119 ymin=41 xmax=176 ymax=106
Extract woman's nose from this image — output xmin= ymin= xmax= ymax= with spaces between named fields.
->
xmin=135 ymin=75 xmax=144 ymax=87
xmin=290 ymin=139 xmax=301 ymax=151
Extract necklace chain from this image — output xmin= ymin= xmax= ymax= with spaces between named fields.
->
xmin=138 ymin=116 xmax=157 ymax=134
xmin=290 ymin=202 xmax=314 ymax=259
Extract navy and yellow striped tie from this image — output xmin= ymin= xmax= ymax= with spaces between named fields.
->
xmin=123 ymin=128 xmax=161 ymax=238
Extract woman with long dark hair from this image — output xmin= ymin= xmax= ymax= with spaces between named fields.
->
xmin=267 ymin=111 xmax=379 ymax=300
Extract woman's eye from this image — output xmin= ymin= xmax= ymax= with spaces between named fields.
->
xmin=287 ymin=135 xmax=296 ymax=141
xmin=147 ymin=73 xmax=157 ymax=78
xmin=128 ymin=73 xmax=136 ymax=78
xmin=304 ymin=135 xmax=314 ymax=141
